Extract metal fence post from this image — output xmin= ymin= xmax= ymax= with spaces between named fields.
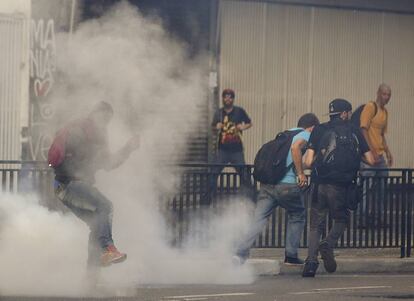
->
xmin=401 ymin=169 xmax=408 ymax=258
xmin=407 ymin=169 xmax=413 ymax=258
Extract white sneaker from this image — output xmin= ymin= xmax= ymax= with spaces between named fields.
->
xmin=232 ymin=255 xmax=245 ymax=266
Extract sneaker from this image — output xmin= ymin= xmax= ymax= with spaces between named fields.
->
xmin=318 ymin=240 xmax=336 ymax=273
xmin=232 ymin=255 xmax=247 ymax=266
xmin=302 ymin=260 xmax=319 ymax=277
xmin=100 ymin=245 xmax=127 ymax=267
xmin=284 ymin=256 xmax=304 ymax=265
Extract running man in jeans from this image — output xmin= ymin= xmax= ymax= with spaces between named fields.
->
xmin=50 ymin=101 xmax=140 ymax=277
xmin=234 ymin=113 xmax=320 ymax=265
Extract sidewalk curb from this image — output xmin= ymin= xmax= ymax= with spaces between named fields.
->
xmin=247 ymin=257 xmax=414 ymax=276
xmin=247 ymin=259 xmax=280 ymax=276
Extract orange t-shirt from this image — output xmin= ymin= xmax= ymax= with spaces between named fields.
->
xmin=360 ymin=101 xmax=388 ymax=155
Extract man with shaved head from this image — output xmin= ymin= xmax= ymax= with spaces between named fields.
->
xmin=360 ymin=84 xmax=393 ymax=226
xmin=360 ymin=84 xmax=393 ymax=168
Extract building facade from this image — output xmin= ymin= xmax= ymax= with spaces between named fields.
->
xmin=218 ymin=0 xmax=414 ymax=167
xmin=1 ymin=0 xmax=414 ymax=168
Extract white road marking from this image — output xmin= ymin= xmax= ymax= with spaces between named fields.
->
xmin=291 ymin=285 xmax=392 ymax=295
xmin=319 ymin=274 xmax=412 ymax=278
xmin=164 ymin=292 xmax=255 ymax=299
xmin=314 ymin=286 xmax=392 ymax=291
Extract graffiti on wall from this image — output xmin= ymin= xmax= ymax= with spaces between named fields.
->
xmin=28 ymin=19 xmax=56 ymax=160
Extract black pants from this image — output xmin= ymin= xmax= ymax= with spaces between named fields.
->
xmin=306 ymin=183 xmax=349 ymax=262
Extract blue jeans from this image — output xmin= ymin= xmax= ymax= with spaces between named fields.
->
xmin=236 ymin=183 xmax=305 ymax=259
xmin=56 ymin=180 xmax=114 ymax=267
xmin=360 ymin=155 xmax=388 ymax=219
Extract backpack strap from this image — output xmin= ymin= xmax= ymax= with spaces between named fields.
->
xmin=370 ymin=101 xmax=388 ymax=134
xmin=371 ymin=101 xmax=388 ymax=134
xmin=370 ymin=101 xmax=378 ymax=118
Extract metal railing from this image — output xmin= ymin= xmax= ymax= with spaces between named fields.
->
xmin=0 ymin=161 xmax=412 ymax=257
xmin=167 ymin=164 xmax=414 ymax=258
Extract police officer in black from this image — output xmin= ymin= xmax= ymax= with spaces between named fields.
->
xmin=302 ymin=99 xmax=375 ymax=277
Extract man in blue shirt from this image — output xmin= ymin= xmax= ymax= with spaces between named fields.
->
xmin=234 ymin=113 xmax=320 ymax=265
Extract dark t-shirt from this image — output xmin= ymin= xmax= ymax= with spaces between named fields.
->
xmin=212 ymin=106 xmax=251 ymax=152
xmin=308 ymin=118 xmax=370 ymax=184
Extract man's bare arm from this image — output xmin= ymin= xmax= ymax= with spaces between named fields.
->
xmin=291 ymin=139 xmax=307 ymax=187
xmin=361 ymin=128 xmax=379 ymax=163
xmin=102 ymin=135 xmax=140 ymax=171
xmin=304 ymin=149 xmax=316 ymax=169
xmin=236 ymin=122 xmax=252 ymax=131
xmin=382 ymin=135 xmax=393 ymax=166
xmin=362 ymin=150 xmax=375 ymax=166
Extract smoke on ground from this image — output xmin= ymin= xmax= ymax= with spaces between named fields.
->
xmin=0 ymin=194 xmax=87 ymax=296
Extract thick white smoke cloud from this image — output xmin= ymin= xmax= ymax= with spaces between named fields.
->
xmin=0 ymin=1 xmax=255 ymax=296
xmin=0 ymin=194 xmax=88 ymax=296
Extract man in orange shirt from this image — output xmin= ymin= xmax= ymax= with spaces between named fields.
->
xmin=360 ymin=83 xmax=393 ymax=168
xmin=360 ymin=83 xmax=392 ymax=226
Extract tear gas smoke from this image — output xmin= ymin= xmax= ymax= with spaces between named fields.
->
xmin=0 ymin=194 xmax=87 ymax=296
xmin=0 ymin=1 xmax=255 ymax=296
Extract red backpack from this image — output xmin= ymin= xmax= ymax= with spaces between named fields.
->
xmin=47 ymin=119 xmax=97 ymax=167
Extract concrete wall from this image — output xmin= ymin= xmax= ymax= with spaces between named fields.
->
xmin=0 ymin=1 xmax=31 ymax=161
xmin=0 ymin=0 xmax=78 ymax=161
xmin=0 ymin=0 xmax=30 ymax=16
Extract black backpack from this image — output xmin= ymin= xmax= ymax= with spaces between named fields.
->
xmin=253 ymin=129 xmax=302 ymax=185
xmin=315 ymin=124 xmax=361 ymax=182
xmin=350 ymin=101 xmax=377 ymax=127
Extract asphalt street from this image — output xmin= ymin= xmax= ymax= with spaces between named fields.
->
xmin=2 ymin=273 xmax=414 ymax=301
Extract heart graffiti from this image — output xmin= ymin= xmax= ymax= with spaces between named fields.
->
xmin=34 ymin=78 xmax=52 ymax=97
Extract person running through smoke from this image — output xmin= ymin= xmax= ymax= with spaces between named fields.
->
xmin=49 ymin=101 xmax=140 ymax=280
